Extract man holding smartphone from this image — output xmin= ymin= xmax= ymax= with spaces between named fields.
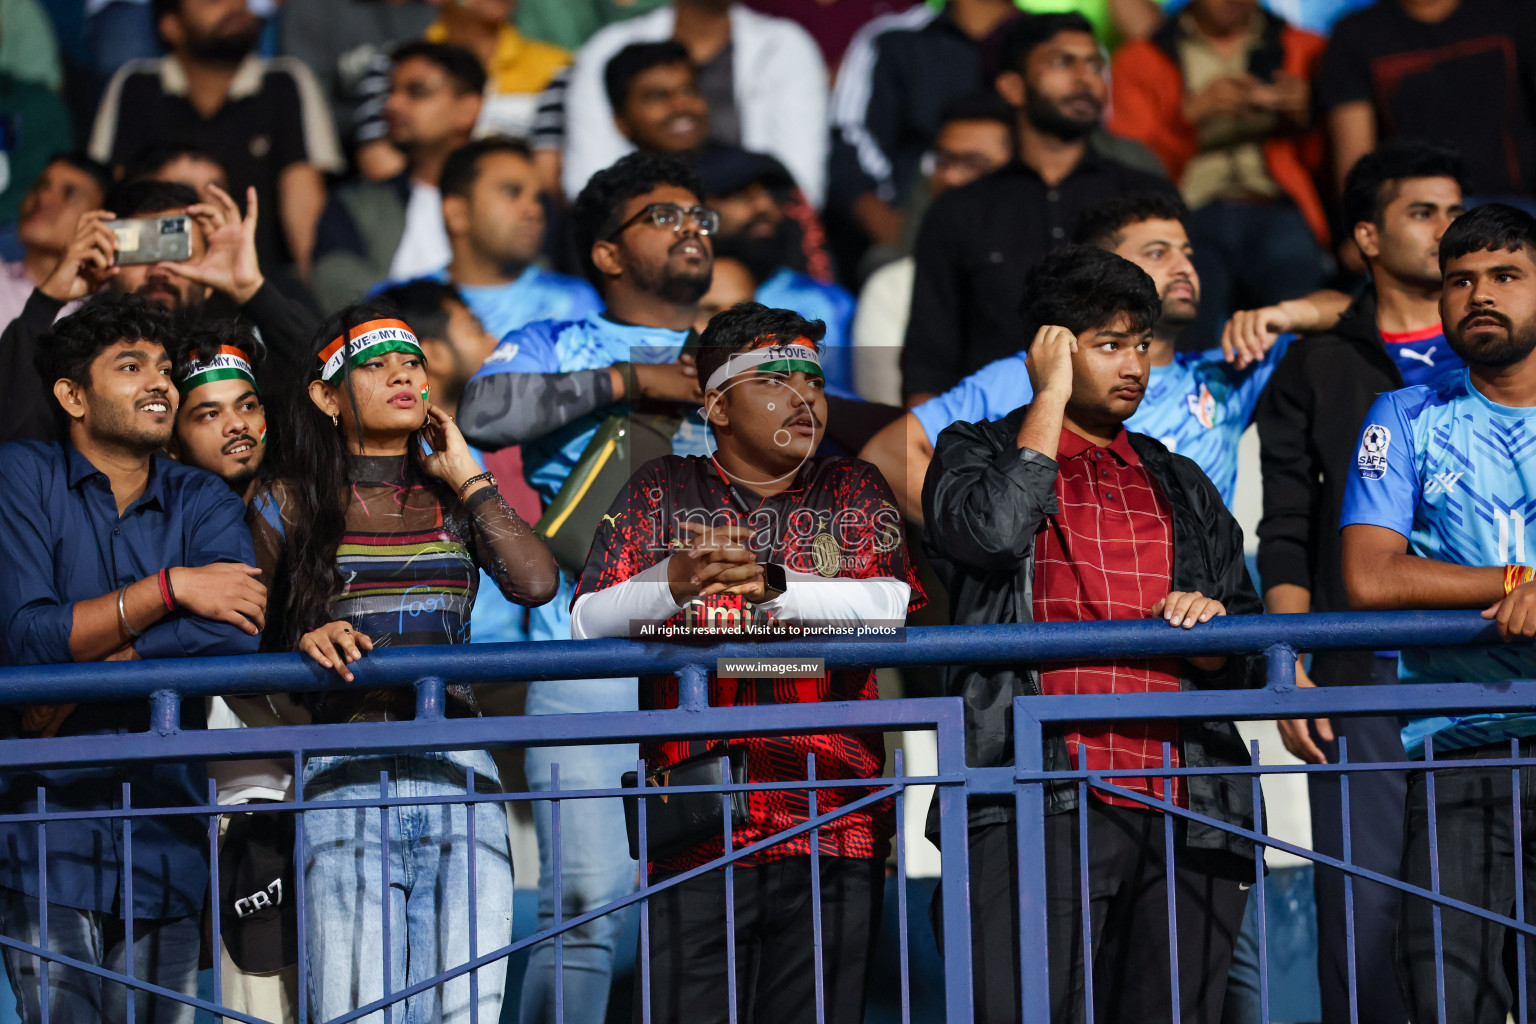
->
xmin=2 ymin=178 xmax=315 ymax=447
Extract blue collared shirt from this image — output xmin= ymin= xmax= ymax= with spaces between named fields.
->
xmin=0 ymin=441 xmax=259 ymax=916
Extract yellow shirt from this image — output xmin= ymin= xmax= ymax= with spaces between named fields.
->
xmin=425 ymin=22 xmax=571 ymax=139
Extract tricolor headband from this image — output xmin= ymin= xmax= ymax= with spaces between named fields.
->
xmin=318 ymin=318 xmax=425 ymax=385
xmin=703 ymin=337 xmax=822 ymax=393
xmin=176 ymin=345 xmax=257 ymax=394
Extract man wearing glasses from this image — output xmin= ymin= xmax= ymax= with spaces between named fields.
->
xmin=458 ymin=151 xmax=718 ymax=1024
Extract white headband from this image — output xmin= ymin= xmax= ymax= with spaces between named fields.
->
xmin=702 ymin=340 xmax=822 ymax=393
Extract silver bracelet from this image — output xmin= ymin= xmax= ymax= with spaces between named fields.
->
xmin=117 ymin=586 xmax=142 ymax=641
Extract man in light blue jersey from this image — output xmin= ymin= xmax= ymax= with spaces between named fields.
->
xmin=862 ymin=191 xmax=1302 ymax=518
xmin=1340 ymin=203 xmax=1536 ymax=1024
xmin=457 ymin=151 xmax=715 ymax=1024
xmin=429 ymin=137 xmax=601 ymax=339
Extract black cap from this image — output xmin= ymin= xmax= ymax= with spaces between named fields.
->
xmin=691 ymin=145 xmax=796 ymax=199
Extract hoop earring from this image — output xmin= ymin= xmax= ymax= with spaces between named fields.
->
xmin=331 ymin=414 xmax=339 ymax=428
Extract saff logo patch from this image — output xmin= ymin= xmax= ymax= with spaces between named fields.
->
xmin=1357 ymin=424 xmax=1391 ymax=480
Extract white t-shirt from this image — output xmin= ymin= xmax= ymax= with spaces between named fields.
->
xmin=387 ymin=178 xmax=451 ymax=283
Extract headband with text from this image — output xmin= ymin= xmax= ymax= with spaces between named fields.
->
xmin=176 ymin=345 xmax=258 ymax=394
xmin=702 ymin=337 xmax=822 ymax=393
xmin=318 ymin=319 xmax=425 ymax=385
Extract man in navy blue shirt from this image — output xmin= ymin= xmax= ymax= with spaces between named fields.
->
xmin=0 ymin=294 xmax=265 ymax=1024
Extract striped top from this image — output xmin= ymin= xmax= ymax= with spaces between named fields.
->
xmin=251 ymin=453 xmax=556 ymax=723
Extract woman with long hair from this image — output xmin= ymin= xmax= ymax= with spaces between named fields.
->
xmin=249 ymin=300 xmax=558 ymax=1024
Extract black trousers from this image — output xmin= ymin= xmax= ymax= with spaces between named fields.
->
xmin=637 ymin=855 xmax=883 ymax=1024
xmin=1308 ymin=657 xmax=1409 ymax=1024
xmin=1398 ymin=742 xmax=1536 ymax=1024
xmin=961 ymin=803 xmax=1250 ymax=1024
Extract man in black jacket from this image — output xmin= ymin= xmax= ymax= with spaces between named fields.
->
xmin=0 ymin=180 xmax=315 ymax=447
xmin=924 ymin=245 xmax=1263 ymax=1024
xmin=1255 ymin=140 xmax=1466 ymax=1024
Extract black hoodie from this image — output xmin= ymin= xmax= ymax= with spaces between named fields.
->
xmin=1254 ymin=288 xmax=1405 ymax=685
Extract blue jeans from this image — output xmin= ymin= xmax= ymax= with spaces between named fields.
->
xmin=520 ymin=677 xmax=638 ymax=1024
xmin=0 ymin=890 xmax=199 ymax=1024
xmin=302 ymin=751 xmax=513 ymax=1024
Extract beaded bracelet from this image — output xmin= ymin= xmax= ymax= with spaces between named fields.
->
xmin=458 ymin=471 xmax=496 ymax=498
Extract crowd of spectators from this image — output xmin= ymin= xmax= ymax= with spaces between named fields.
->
xmin=2 ymin=0 xmax=1536 ymax=1023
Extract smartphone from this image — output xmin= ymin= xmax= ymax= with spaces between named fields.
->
xmin=111 ymin=215 xmax=192 ymax=266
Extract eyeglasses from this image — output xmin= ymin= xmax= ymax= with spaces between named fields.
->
xmin=607 ymin=202 xmax=719 ymax=241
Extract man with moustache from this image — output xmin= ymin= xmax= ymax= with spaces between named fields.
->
xmin=571 ymin=302 xmax=921 ymax=1024
xmin=0 ymin=295 xmax=266 ymax=1024
xmin=89 ymin=0 xmax=342 ymax=273
xmin=902 ymin=12 xmax=1176 ymax=404
xmin=1 ymin=179 xmax=316 ymax=447
xmin=864 ymin=191 xmax=1284 ymax=520
xmin=1258 ymin=140 xmax=1467 ymax=1024
xmin=923 ymin=244 xmax=1263 ymax=1024
xmin=457 ymin=152 xmax=712 ymax=1024
xmin=1339 ymin=202 xmax=1536 ymax=1024
xmin=166 ymin=321 xmax=304 ymax=1024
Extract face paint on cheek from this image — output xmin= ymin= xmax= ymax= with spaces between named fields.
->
xmin=258 ymin=425 xmax=267 ymax=445
xmin=421 ymin=384 xmax=430 ymax=402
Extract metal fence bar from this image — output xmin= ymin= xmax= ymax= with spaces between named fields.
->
xmin=1340 ymin=736 xmax=1360 ymax=1024
xmin=206 ymin=777 xmax=222 ymax=1018
xmin=35 ymin=786 xmax=48 ymax=1024
xmin=1426 ymin=737 xmax=1447 ymax=1024
xmin=893 ymin=748 xmax=912 ymax=1024
xmin=1248 ymin=741 xmax=1269 ymax=1024
xmin=1013 ymin=705 xmax=1046 ymax=1024
xmin=121 ymin=780 xmax=135 ymax=1024
xmin=807 ymin=752 xmax=825 ymax=1024
xmin=637 ymin=756 xmax=652 ymax=1024
xmin=294 ymin=750 xmax=309 ymax=1024
xmin=551 ymin=762 xmax=565 ymax=1024
xmin=1077 ymin=747 xmax=1094 ymax=1024
xmin=379 ymin=769 xmax=394 ymax=1024
xmin=466 ymin=764 xmax=480 ymax=1024
xmin=1517 ymin=736 xmax=1530 ymax=1024
xmin=723 ymin=753 xmax=739 ymax=1024
xmin=1161 ymin=742 xmax=1180 ymax=1024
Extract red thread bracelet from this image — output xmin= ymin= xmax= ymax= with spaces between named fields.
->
xmin=157 ymin=568 xmax=175 ymax=612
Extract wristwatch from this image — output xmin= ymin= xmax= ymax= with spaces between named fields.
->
xmin=762 ymin=562 xmax=788 ymax=599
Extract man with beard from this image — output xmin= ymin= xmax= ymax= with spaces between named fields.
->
xmin=902 ymin=12 xmax=1176 ymax=405
xmin=2 ymin=178 xmax=321 ymax=446
xmin=864 ymin=191 xmax=1284 ymax=519
xmin=88 ymin=0 xmax=343 ymax=274
xmin=1340 ymin=202 xmax=1536 ymax=1024
xmin=310 ymin=42 xmax=484 ymax=312
xmin=924 ymin=244 xmax=1262 ymax=1024
xmin=457 ymin=152 xmax=711 ymax=1024
xmin=698 ymin=148 xmax=857 ymax=394
xmin=1258 ymin=140 xmax=1467 ymax=1024
xmin=0 ymin=294 xmax=265 ymax=1024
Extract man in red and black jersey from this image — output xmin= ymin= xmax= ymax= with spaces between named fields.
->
xmin=572 ymin=302 xmax=923 ymax=1024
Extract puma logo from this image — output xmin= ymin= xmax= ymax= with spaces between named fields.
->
xmin=1400 ymin=346 xmax=1436 ymax=367
xmin=600 ymin=513 xmax=620 ymax=527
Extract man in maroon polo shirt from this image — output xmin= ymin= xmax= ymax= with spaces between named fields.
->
xmin=923 ymin=244 xmax=1265 ymax=1024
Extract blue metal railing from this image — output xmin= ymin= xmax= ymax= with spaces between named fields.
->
xmin=0 ymin=609 xmax=1528 ymax=1024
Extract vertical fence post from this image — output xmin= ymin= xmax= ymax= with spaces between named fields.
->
xmin=35 ymin=786 xmax=49 ymax=1024
xmin=936 ymin=704 xmax=974 ymax=1024
xmin=414 ymin=676 xmax=446 ymax=721
xmin=149 ymin=689 xmax=180 ymax=735
xmin=678 ymin=664 xmax=709 ymax=712
xmin=1013 ymin=703 xmax=1049 ymax=1024
xmin=1264 ymin=644 xmax=1297 ymax=690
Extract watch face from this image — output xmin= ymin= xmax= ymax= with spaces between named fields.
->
xmin=764 ymin=562 xmax=787 ymax=593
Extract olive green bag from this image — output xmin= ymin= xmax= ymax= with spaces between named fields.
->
xmin=535 ymin=413 xmax=680 ymax=574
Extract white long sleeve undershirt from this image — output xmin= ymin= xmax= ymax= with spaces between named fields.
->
xmin=569 ymin=557 xmax=910 ymax=640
